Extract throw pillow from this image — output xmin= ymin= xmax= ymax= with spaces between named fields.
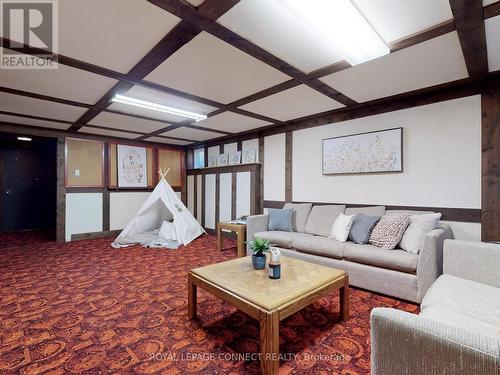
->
xmin=330 ymin=213 xmax=356 ymax=242
xmin=348 ymin=214 xmax=381 ymax=244
xmin=369 ymin=214 xmax=411 ymax=250
xmin=267 ymin=208 xmax=293 ymax=232
xmin=399 ymin=213 xmax=442 ymax=254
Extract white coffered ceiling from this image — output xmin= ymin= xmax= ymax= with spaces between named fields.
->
xmin=0 ymin=0 xmax=496 ymax=146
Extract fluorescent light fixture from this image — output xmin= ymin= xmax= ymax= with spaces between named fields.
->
xmin=17 ymin=136 xmax=32 ymax=141
xmin=279 ymin=0 xmax=389 ymax=65
xmin=112 ymin=94 xmax=207 ymax=122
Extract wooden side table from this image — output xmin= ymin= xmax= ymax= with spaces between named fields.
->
xmin=217 ymin=222 xmax=246 ymax=257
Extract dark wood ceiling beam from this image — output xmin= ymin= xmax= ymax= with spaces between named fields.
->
xmin=68 ymin=0 xmax=243 ymax=133
xmin=147 ymin=0 xmax=357 ymax=106
xmin=0 ymin=121 xmax=185 ymax=149
xmin=449 ymin=0 xmax=488 ymax=79
xmin=186 ymin=71 xmax=500 ymax=149
xmin=484 ymin=2 xmax=500 ymax=19
xmin=0 ymin=110 xmax=73 ymax=124
xmin=0 ymin=86 xmax=91 ymax=108
xmin=389 ymin=19 xmax=456 ymax=52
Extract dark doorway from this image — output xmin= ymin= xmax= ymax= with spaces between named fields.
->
xmin=0 ymin=134 xmax=57 ymax=239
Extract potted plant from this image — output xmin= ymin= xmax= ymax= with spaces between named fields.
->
xmin=248 ymin=237 xmax=270 ymax=270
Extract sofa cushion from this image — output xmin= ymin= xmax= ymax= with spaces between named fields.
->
xmin=344 ymin=243 xmax=418 ymax=273
xmin=420 ymin=306 xmax=498 ymax=338
xmin=345 ymin=206 xmax=386 ymax=216
xmin=369 ymin=214 xmax=411 ymax=250
xmin=254 ymin=231 xmax=313 ymax=249
xmin=305 ymin=205 xmax=345 ymax=237
xmin=283 ymin=203 xmax=312 ymax=233
xmin=267 ymin=208 xmax=293 ymax=232
xmin=292 ymin=236 xmax=345 ymax=259
xmin=421 ymin=274 xmax=500 ymax=326
xmin=399 ymin=213 xmax=441 ymax=254
xmin=348 ymin=214 xmax=381 ymax=244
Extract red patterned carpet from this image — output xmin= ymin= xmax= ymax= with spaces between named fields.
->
xmin=0 ymin=233 xmax=418 ymax=374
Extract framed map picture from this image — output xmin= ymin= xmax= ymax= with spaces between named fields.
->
xmin=243 ymin=149 xmax=256 ymax=164
xmin=117 ymin=145 xmax=148 ymax=187
xmin=322 ymin=128 xmax=403 ymax=175
xmin=218 ymin=153 xmax=229 ymax=166
xmin=229 ymin=151 xmax=241 ymax=165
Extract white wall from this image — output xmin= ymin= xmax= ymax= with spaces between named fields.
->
xmin=236 ymin=171 xmax=251 ymax=218
xmin=264 ymin=133 xmax=286 ymax=200
xmin=292 ymin=95 xmax=482 ymax=240
xmin=187 ymin=175 xmax=195 ymax=214
xmin=204 ymin=174 xmax=216 ymax=229
xmin=110 ymin=192 xmax=150 ymax=230
xmin=196 ymin=174 xmax=202 ymax=221
xmin=65 ymin=193 xmax=103 ymax=241
xmin=219 ymin=173 xmax=232 ymax=221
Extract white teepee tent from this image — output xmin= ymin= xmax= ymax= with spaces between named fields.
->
xmin=111 ymin=169 xmax=205 ymax=248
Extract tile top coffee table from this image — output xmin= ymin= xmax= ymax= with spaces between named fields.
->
xmin=188 ymin=256 xmax=349 ymax=375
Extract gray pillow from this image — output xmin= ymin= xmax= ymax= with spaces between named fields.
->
xmin=283 ymin=202 xmax=312 ymax=233
xmin=267 ymin=208 xmax=293 ymax=232
xmin=348 ymin=214 xmax=381 ymax=244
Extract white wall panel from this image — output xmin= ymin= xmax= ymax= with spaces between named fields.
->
xmin=242 ymin=138 xmax=259 ymax=162
xmin=187 ymin=175 xmax=195 ymax=213
xmin=292 ymin=96 xmax=481 ymax=209
xmin=264 ymin=133 xmax=286 ymax=200
xmin=205 ymin=174 xmax=216 ymax=229
xmin=110 ymin=192 xmax=150 ymax=231
xmin=65 ymin=193 xmax=103 ymax=241
xmin=196 ymin=175 xmax=202 ymax=221
xmin=219 ymin=173 xmax=232 ymax=222
xmin=237 ymin=172 xmax=251 ymax=218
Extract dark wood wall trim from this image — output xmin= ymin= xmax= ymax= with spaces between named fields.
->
xmin=285 ymin=132 xmax=293 ymax=202
xmin=263 ymin=200 xmax=481 ymax=223
xmin=481 ymin=87 xmax=500 ymax=240
xmin=71 ymin=230 xmax=121 ymax=241
xmin=231 ymin=172 xmax=237 ymax=220
xmin=187 ymin=163 xmax=261 ymax=175
xmin=258 ymin=137 xmax=265 ymax=214
xmin=56 ymin=138 xmax=66 ymax=243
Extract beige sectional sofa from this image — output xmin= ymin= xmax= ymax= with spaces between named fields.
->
xmin=246 ymin=203 xmax=453 ymax=303
xmin=371 ymin=240 xmax=500 ymax=374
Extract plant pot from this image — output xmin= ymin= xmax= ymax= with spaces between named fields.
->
xmin=252 ymin=254 xmax=266 ymax=270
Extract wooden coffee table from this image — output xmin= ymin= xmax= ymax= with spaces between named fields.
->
xmin=188 ymin=256 xmax=349 ymax=375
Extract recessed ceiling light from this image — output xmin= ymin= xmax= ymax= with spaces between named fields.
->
xmin=17 ymin=136 xmax=32 ymax=141
xmin=112 ymin=94 xmax=207 ymax=122
xmin=279 ymin=0 xmax=389 ymax=65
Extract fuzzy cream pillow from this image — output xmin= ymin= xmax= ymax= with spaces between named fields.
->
xmin=369 ymin=214 xmax=411 ymax=250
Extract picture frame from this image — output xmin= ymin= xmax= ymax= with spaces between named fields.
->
xmin=243 ymin=149 xmax=256 ymax=164
xmin=229 ymin=151 xmax=241 ymax=165
xmin=117 ymin=144 xmax=148 ymax=187
xmin=208 ymin=154 xmax=218 ymax=168
xmin=322 ymin=127 xmax=403 ymax=175
xmin=218 ymin=153 xmax=229 ymax=166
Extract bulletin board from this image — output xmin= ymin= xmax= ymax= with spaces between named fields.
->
xmin=65 ymin=138 xmax=104 ymax=187
xmin=157 ymin=148 xmax=184 ymax=189
xmin=108 ymin=143 xmax=154 ymax=188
